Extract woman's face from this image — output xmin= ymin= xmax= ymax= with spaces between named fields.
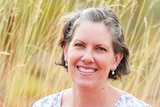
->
xmin=64 ymin=21 xmax=123 ymax=89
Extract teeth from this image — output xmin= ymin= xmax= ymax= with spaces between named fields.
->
xmin=78 ymin=67 xmax=96 ymax=73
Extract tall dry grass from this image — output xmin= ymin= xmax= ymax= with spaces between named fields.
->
xmin=0 ymin=0 xmax=160 ymax=107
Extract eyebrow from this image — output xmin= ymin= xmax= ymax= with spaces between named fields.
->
xmin=73 ymin=39 xmax=85 ymax=44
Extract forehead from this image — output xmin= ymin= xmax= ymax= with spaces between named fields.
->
xmin=72 ymin=21 xmax=113 ymax=44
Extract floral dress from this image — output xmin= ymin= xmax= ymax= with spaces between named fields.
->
xmin=32 ymin=90 xmax=151 ymax=107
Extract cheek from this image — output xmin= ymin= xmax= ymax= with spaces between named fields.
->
xmin=96 ymin=56 xmax=112 ymax=80
xmin=95 ymin=55 xmax=113 ymax=71
xmin=67 ymin=50 xmax=82 ymax=77
xmin=67 ymin=49 xmax=81 ymax=66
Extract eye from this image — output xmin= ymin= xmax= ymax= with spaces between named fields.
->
xmin=74 ymin=43 xmax=84 ymax=48
xmin=96 ymin=47 xmax=107 ymax=52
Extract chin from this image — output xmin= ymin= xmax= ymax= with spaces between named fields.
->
xmin=73 ymin=80 xmax=95 ymax=90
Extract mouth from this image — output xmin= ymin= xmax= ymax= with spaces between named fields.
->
xmin=77 ymin=66 xmax=98 ymax=73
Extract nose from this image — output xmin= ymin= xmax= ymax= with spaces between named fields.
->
xmin=81 ymin=49 xmax=94 ymax=63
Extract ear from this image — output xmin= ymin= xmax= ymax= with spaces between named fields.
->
xmin=112 ymin=52 xmax=124 ymax=70
xmin=63 ymin=42 xmax=68 ymax=61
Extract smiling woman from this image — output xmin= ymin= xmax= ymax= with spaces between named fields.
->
xmin=65 ymin=22 xmax=118 ymax=90
xmin=32 ymin=7 xmax=151 ymax=107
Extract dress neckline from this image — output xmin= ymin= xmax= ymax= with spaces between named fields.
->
xmin=59 ymin=89 xmax=125 ymax=107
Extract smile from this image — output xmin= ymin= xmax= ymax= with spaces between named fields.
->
xmin=77 ymin=66 xmax=97 ymax=73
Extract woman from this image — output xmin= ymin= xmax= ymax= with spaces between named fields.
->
xmin=33 ymin=7 xmax=151 ymax=107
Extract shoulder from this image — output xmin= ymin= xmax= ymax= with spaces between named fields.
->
xmin=115 ymin=91 xmax=152 ymax=107
xmin=32 ymin=91 xmax=64 ymax=107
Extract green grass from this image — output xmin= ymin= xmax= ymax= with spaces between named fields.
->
xmin=0 ymin=0 xmax=160 ymax=107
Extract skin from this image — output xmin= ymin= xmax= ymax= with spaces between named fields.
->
xmin=62 ymin=21 xmax=123 ymax=107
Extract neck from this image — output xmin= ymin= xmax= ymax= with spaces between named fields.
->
xmin=72 ymin=84 xmax=115 ymax=107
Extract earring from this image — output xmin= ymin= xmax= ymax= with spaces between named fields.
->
xmin=111 ymin=70 xmax=115 ymax=75
xmin=65 ymin=62 xmax=68 ymax=66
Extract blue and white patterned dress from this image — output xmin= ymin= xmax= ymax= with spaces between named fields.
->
xmin=33 ymin=90 xmax=151 ymax=107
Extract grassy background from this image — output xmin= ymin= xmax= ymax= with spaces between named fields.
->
xmin=0 ymin=0 xmax=160 ymax=107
